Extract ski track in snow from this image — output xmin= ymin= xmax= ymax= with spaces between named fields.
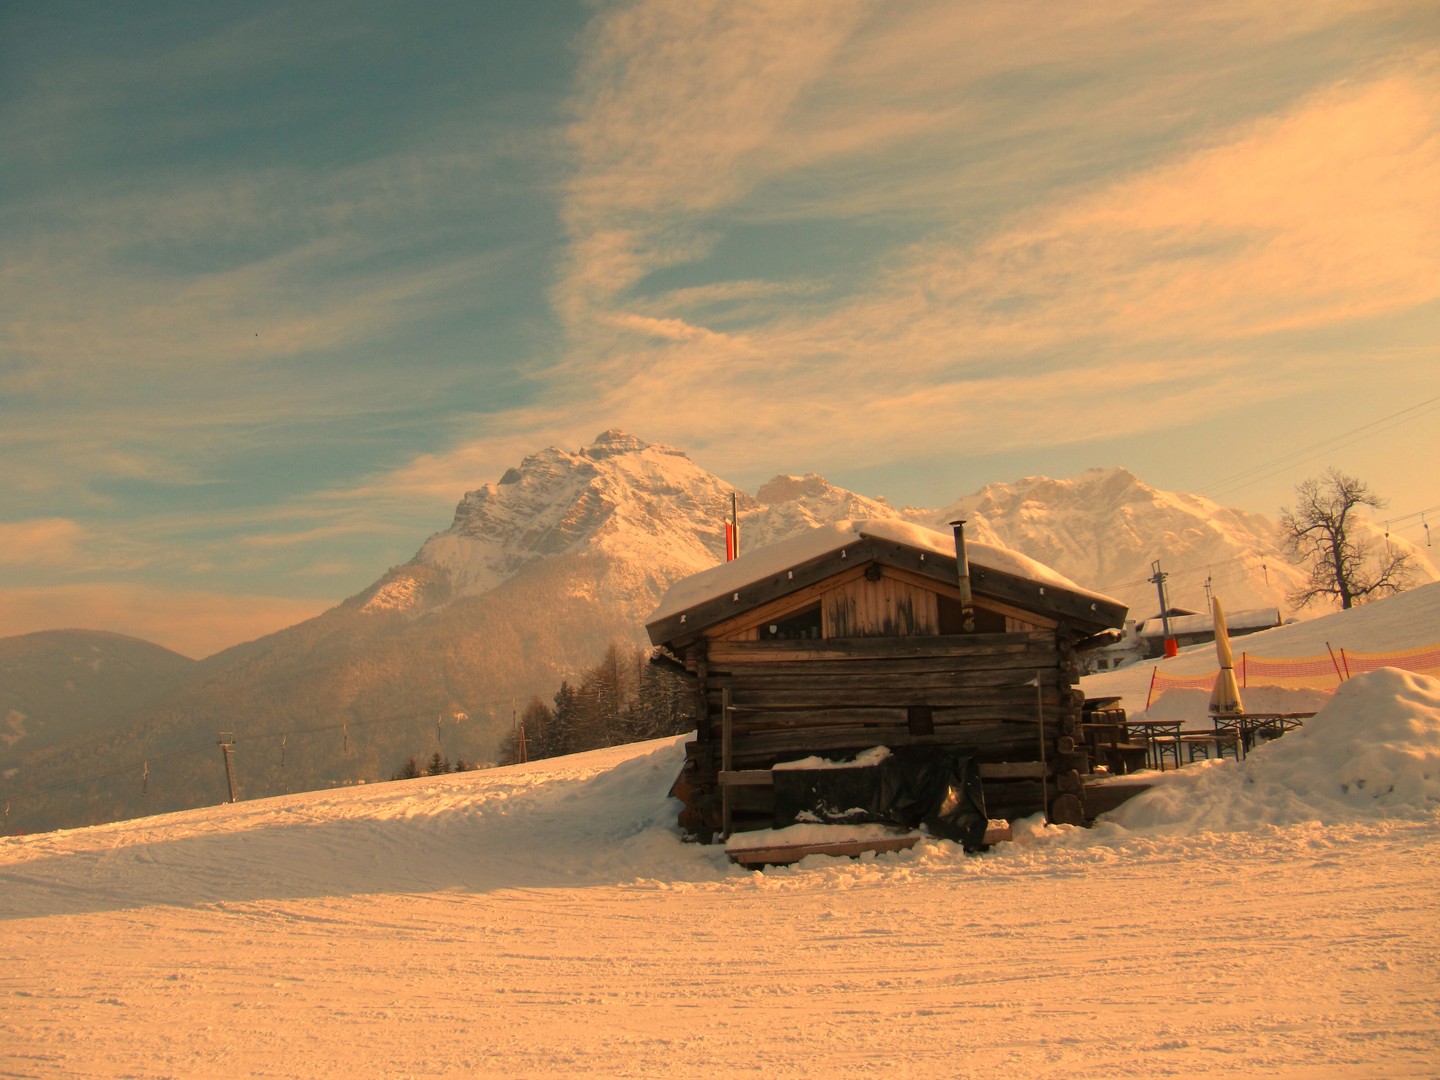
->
xmin=3 ymin=735 xmax=1438 ymax=1077
xmin=4 ymin=661 xmax=1440 ymax=1076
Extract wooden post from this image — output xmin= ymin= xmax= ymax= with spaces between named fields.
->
xmin=217 ymin=732 xmax=237 ymax=804
xmin=692 ymin=643 xmax=710 ymax=742
xmin=721 ymin=686 xmax=734 ymax=839
xmin=732 ymin=491 xmax=740 ymax=559
xmin=1035 ymin=671 xmax=1049 ymax=823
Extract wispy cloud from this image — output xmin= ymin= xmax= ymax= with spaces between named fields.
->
xmin=0 ymin=151 xmax=523 ymax=517
xmin=0 ymin=519 xmax=86 ymax=567
xmin=330 ymin=5 xmax=1440 ymax=511
xmin=555 ymin=0 xmax=871 ymax=323
xmin=2 ymin=161 xmax=502 ymax=377
xmin=501 ymin=4 xmax=1440 ymax=484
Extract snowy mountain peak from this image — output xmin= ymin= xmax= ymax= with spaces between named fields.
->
xmin=932 ymin=467 xmax=1308 ymax=618
xmin=405 ymin=432 xmax=741 ymax=606
xmin=961 ymin=467 xmax=1150 ymax=515
xmin=580 ymin=429 xmax=684 ymax=460
xmin=757 ymin=474 xmax=849 ymax=503
xmin=742 ymin=473 xmax=898 ymax=550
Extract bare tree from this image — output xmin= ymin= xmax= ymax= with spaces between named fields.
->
xmin=1279 ymin=469 xmax=1414 ymax=610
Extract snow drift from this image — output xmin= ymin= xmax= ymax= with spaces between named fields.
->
xmin=1106 ymin=668 xmax=1440 ymax=834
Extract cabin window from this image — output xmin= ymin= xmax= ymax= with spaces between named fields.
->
xmin=759 ymin=604 xmax=823 ymax=640
xmin=907 ymin=705 xmax=934 ymax=736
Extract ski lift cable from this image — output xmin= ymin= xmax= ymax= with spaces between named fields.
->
xmin=234 ymin=694 xmax=517 ymax=746
xmin=0 ymin=740 xmax=218 ymax=803
xmin=1205 ymin=415 xmax=1440 ymax=499
xmin=1097 ymin=553 xmax=1251 ymax=594
xmin=1201 ymin=395 xmax=1440 ymax=498
xmin=1378 ymin=502 xmax=1440 ymax=530
xmin=1203 ymin=412 xmax=1422 ymax=493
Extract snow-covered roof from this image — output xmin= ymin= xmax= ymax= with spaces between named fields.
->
xmin=648 ymin=518 xmax=1123 ymax=628
xmin=1136 ymin=607 xmax=1282 ymax=639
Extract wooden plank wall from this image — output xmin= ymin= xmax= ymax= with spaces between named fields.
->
xmin=824 ymin=575 xmax=937 ymax=637
xmin=679 ymin=632 xmax=1088 ymax=836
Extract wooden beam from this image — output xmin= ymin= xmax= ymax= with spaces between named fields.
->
xmin=706 ymin=653 xmax=1058 ymax=679
xmin=723 ymin=727 xmax=1063 ymax=761
xmin=708 ymin=565 xmax=869 ymax=642
xmin=728 ymin=833 xmax=919 ymax=867
xmin=719 ymin=769 xmax=775 ymax=787
xmin=721 ymin=686 xmax=733 ymax=838
xmin=707 ymin=631 xmax=1055 ymax=666
xmin=978 ymin=761 xmax=1049 ymax=780
xmin=717 ymin=666 xmax=1064 ymax=693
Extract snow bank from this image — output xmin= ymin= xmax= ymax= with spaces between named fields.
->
xmin=1107 ymin=669 xmax=1440 ymax=834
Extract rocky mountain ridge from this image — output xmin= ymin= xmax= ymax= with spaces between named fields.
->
xmin=931 ymin=467 xmax=1313 ymax=619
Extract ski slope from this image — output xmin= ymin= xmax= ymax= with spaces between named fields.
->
xmin=3 ymin=590 xmax=1439 ymax=1077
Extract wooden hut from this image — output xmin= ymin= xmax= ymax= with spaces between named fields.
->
xmin=645 ymin=519 xmax=1128 ymax=840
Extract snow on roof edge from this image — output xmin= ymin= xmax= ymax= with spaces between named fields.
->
xmin=647 ymin=518 xmax=1122 ymax=627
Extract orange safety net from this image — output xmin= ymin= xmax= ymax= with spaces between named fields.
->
xmin=1339 ymin=643 xmax=1440 ymax=678
xmin=1143 ymin=671 xmax=1216 ymax=708
xmin=1145 ymin=642 xmax=1440 ymax=708
xmin=1240 ymin=652 xmax=1345 ymax=688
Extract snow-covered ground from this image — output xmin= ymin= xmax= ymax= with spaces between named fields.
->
xmin=4 ymin=589 xmax=1440 ymax=1077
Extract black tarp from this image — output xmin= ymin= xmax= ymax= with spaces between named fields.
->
xmin=770 ymin=746 xmax=989 ymax=850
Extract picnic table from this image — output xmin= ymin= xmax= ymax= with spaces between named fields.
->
xmin=1123 ymin=718 xmax=1183 ymax=770
xmin=1124 ymin=719 xmax=1244 ymax=770
xmin=1211 ymin=712 xmax=1313 ymax=756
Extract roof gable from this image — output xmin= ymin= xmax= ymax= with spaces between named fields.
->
xmin=646 ymin=519 xmax=1127 ymax=646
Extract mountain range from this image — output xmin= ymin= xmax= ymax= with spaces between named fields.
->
xmin=3 ymin=429 xmax=1433 ymax=834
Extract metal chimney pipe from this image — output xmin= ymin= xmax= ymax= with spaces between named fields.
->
xmin=949 ymin=520 xmax=976 ymax=633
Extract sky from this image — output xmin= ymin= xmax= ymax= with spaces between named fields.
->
xmin=3 ymin=0 xmax=1439 ymax=659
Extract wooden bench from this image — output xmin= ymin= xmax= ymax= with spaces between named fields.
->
xmin=1150 ymin=728 xmax=1242 ymax=769
xmin=1178 ymin=729 xmax=1241 ymax=763
xmin=1080 ymin=721 xmax=1149 ymax=775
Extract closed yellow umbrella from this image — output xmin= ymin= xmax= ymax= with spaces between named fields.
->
xmin=1208 ymin=595 xmax=1244 ymax=714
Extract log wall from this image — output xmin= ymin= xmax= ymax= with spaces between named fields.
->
xmin=678 ymin=631 xmax=1088 ymax=838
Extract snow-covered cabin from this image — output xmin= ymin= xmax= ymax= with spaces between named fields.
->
xmin=645 ymin=519 xmax=1128 ymax=838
